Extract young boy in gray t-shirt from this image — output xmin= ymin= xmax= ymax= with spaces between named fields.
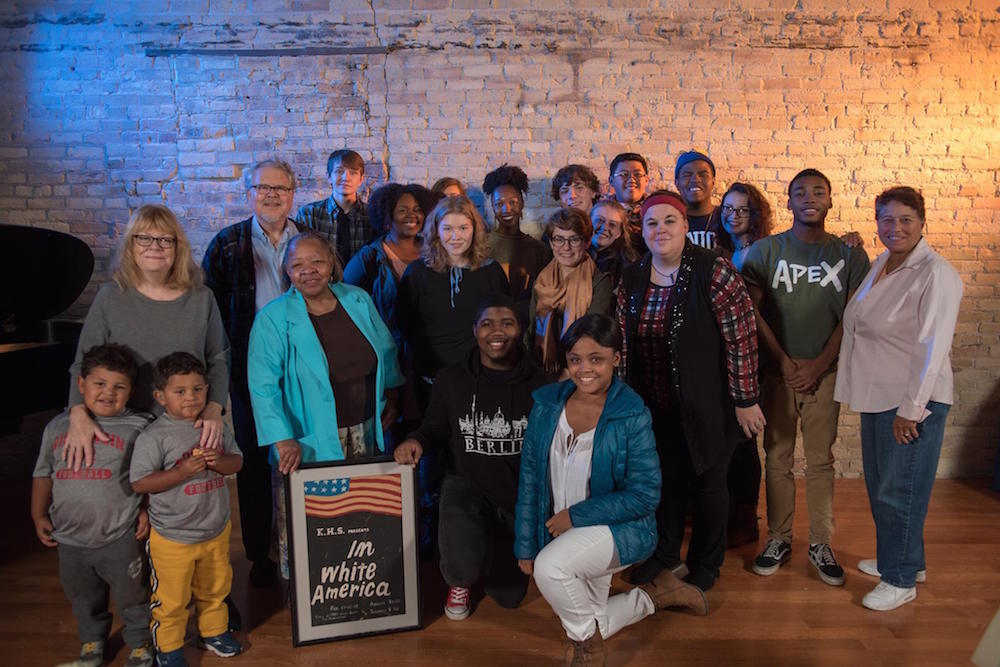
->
xmin=31 ymin=344 xmax=155 ymax=667
xmin=130 ymin=352 xmax=244 ymax=665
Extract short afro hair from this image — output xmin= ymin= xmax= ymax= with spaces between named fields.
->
xmin=482 ymin=164 xmax=529 ymax=197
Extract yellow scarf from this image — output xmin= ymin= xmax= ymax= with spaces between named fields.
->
xmin=533 ymin=256 xmax=596 ymax=369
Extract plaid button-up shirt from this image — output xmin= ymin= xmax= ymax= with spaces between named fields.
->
xmin=296 ymin=195 xmax=373 ymax=265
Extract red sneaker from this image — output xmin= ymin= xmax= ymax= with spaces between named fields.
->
xmin=444 ymin=586 xmax=471 ymax=620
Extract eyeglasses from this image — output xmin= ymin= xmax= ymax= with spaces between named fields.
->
xmin=722 ymin=204 xmax=752 ymax=218
xmin=133 ymin=234 xmax=177 ymax=248
xmin=250 ymin=184 xmax=294 ymax=195
xmin=550 ymin=235 xmax=586 ymax=248
xmin=614 ymin=171 xmax=648 ymax=183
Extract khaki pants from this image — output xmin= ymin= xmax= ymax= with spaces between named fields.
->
xmin=148 ymin=523 xmax=232 ymax=652
xmin=761 ymin=371 xmax=840 ymax=545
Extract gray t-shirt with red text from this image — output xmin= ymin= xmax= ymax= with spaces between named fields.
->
xmin=33 ymin=409 xmax=154 ymax=548
xmin=129 ymin=414 xmax=241 ymax=544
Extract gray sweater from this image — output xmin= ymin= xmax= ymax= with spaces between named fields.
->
xmin=69 ymin=283 xmax=230 ymax=414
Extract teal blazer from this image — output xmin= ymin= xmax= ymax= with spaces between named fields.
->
xmin=248 ymin=282 xmax=405 ymax=463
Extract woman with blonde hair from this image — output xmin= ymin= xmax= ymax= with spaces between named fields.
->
xmin=61 ymin=204 xmax=229 ymax=470
xmin=398 ymin=195 xmax=510 ymax=412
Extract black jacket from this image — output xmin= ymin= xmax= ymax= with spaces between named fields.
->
xmin=619 ymin=242 xmax=744 ymax=474
xmin=408 ymin=347 xmax=551 ymax=514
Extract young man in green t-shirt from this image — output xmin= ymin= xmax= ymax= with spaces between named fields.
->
xmin=740 ymin=168 xmax=870 ymax=587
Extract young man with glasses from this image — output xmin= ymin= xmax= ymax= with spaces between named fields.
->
xmin=296 ymin=149 xmax=373 ymax=265
xmin=202 ymin=159 xmax=336 ymax=591
xmin=608 ymin=152 xmax=652 ymax=257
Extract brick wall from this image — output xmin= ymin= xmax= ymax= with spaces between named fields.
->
xmin=2 ymin=1 xmax=998 ymax=477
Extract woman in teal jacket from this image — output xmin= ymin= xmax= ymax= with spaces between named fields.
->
xmin=514 ymin=314 xmax=706 ymax=666
xmin=248 ymin=232 xmax=405 ymax=578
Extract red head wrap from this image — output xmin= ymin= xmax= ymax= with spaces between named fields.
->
xmin=639 ymin=193 xmax=687 ymax=220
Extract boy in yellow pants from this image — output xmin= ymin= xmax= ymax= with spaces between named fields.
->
xmin=131 ymin=353 xmax=244 ymax=667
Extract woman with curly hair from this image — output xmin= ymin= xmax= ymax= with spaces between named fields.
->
xmin=398 ymin=195 xmax=510 ymax=413
xmin=483 ymin=164 xmax=551 ymax=320
xmin=344 ymin=182 xmax=437 ymax=347
xmin=551 ymin=164 xmax=601 ymax=215
xmin=708 ymin=182 xmax=775 ymax=548
xmin=711 ymin=182 xmax=774 ymax=271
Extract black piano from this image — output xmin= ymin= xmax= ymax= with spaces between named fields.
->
xmin=0 ymin=224 xmax=94 ymax=429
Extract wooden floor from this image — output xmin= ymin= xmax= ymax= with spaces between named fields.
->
xmin=3 ymin=476 xmax=999 ymax=666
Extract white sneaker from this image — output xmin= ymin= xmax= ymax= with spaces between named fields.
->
xmin=857 ymin=559 xmax=927 ymax=583
xmin=862 ymin=581 xmax=916 ymax=611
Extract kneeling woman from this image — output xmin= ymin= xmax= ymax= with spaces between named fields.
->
xmin=515 ymin=314 xmax=706 ymax=666
xmin=248 ymin=232 xmax=405 ymax=578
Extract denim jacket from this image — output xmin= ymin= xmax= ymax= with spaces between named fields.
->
xmin=514 ymin=377 xmax=660 ymax=566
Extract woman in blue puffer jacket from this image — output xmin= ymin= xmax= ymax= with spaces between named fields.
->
xmin=514 ymin=314 xmax=707 ymax=667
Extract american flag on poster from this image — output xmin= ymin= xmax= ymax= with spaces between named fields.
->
xmin=304 ymin=474 xmax=402 ymax=519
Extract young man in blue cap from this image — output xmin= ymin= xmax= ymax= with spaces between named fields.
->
xmin=674 ymin=150 xmax=718 ymax=250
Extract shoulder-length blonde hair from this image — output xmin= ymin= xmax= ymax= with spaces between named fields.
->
xmin=421 ymin=195 xmax=490 ymax=273
xmin=114 ymin=204 xmax=202 ymax=291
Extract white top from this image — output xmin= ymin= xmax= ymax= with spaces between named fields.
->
xmin=549 ymin=408 xmax=595 ymax=514
xmin=834 ymin=238 xmax=963 ymax=421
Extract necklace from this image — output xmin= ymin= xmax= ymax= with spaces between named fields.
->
xmin=651 ymin=261 xmax=679 ymax=284
xmin=735 ymin=238 xmax=752 ymax=251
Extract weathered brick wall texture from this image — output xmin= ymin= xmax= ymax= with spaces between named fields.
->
xmin=2 ymin=1 xmax=998 ymax=477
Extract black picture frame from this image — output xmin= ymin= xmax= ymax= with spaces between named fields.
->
xmin=285 ymin=457 xmax=421 ymax=646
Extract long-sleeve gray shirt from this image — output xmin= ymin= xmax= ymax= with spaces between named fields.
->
xmin=69 ymin=283 xmax=231 ymax=414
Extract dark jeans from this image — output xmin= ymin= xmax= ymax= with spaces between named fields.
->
xmin=652 ymin=412 xmax=732 ymax=579
xmin=861 ymin=401 xmax=949 ymax=588
xmin=438 ymin=474 xmax=529 ymax=609
xmin=58 ymin=532 xmax=151 ymax=648
xmin=231 ymin=388 xmax=273 ymax=564
xmin=727 ymin=435 xmax=761 ymax=507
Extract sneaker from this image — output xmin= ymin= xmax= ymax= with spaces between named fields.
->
xmin=198 ymin=632 xmax=242 ymax=658
xmin=808 ymin=543 xmax=845 ymax=586
xmin=156 ymin=648 xmax=188 ymax=667
xmin=65 ymin=640 xmax=104 ymax=667
xmin=862 ymin=581 xmax=917 ymax=611
xmin=444 ymin=586 xmax=471 ymax=620
xmin=858 ymin=558 xmax=927 ymax=583
xmin=752 ymin=538 xmax=791 ymax=576
xmin=125 ymin=644 xmax=155 ymax=667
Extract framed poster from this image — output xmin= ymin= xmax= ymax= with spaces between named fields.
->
xmin=285 ymin=458 xmax=421 ymax=645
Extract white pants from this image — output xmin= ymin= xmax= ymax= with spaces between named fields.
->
xmin=533 ymin=525 xmax=655 ymax=642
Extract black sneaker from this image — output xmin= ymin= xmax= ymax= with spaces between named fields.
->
xmin=752 ymin=538 xmax=791 ymax=576
xmin=808 ymin=543 xmax=845 ymax=586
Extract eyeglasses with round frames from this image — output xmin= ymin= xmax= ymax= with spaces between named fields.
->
xmin=133 ymin=234 xmax=177 ymax=248
xmin=550 ymin=235 xmax=586 ymax=248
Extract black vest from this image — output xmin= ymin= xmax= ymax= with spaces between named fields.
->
xmin=620 ymin=242 xmax=740 ymax=474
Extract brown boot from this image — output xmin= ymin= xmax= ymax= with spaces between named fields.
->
xmin=565 ymin=622 xmax=607 ymax=667
xmin=727 ymin=503 xmax=760 ymax=548
xmin=639 ymin=567 xmax=710 ymax=616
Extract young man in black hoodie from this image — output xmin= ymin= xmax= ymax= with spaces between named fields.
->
xmin=394 ymin=294 xmax=551 ymax=621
